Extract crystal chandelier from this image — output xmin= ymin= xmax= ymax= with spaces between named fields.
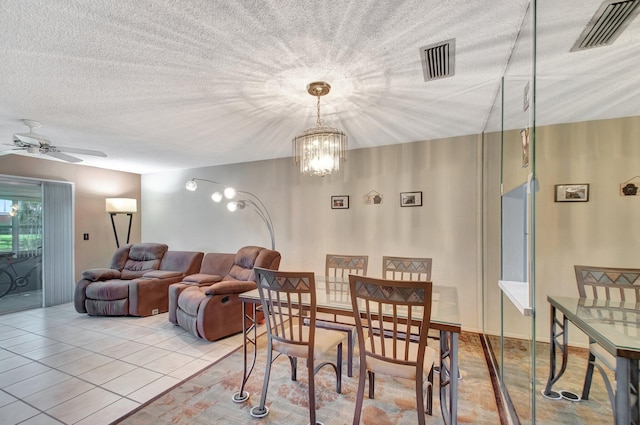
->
xmin=292 ymin=82 xmax=347 ymax=176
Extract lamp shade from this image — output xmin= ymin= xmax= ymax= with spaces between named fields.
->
xmin=105 ymin=198 xmax=137 ymax=213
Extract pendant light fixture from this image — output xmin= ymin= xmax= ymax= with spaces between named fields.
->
xmin=292 ymin=82 xmax=347 ymax=176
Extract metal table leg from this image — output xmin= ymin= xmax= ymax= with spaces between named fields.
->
xmin=232 ymin=302 xmax=258 ymax=403
xmin=614 ymin=357 xmax=639 ymax=425
xmin=439 ymin=330 xmax=458 ymax=425
xmin=543 ymin=304 xmax=570 ymax=399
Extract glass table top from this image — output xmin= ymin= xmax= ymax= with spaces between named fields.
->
xmin=240 ymin=276 xmax=461 ymax=332
xmin=548 ymin=295 xmax=640 ymax=357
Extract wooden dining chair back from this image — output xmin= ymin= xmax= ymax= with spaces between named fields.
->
xmin=314 ymin=254 xmax=369 ymax=378
xmin=326 ymin=254 xmax=369 ymax=277
xmin=574 ymin=265 xmax=640 ymax=403
xmin=382 ymin=256 xmax=432 ymax=281
xmin=251 ymin=267 xmax=344 ymax=424
xmin=348 ymin=275 xmax=436 ymax=425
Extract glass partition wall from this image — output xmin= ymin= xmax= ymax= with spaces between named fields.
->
xmin=482 ymin=2 xmax=537 ymax=423
xmin=484 ymin=0 xmax=640 ymax=423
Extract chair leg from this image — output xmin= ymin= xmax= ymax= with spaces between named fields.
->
xmin=308 ymin=356 xmax=317 ymax=425
xmin=368 ymin=371 xmax=375 ymax=399
xmin=426 ymin=368 xmax=434 ymax=415
xmin=250 ymin=347 xmax=273 ymax=418
xmin=345 ymin=327 xmax=357 ymax=377
xmin=353 ymin=361 xmax=367 ymax=425
xmin=581 ymin=351 xmax=596 ymax=400
xmin=336 ymin=342 xmax=343 ymax=393
xmin=415 ymin=372 xmax=426 ymax=425
xmin=289 ymin=356 xmax=297 ymax=381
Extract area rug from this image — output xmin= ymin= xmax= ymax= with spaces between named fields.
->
xmin=117 ymin=332 xmax=499 ymax=425
xmin=491 ymin=335 xmax=614 ymax=425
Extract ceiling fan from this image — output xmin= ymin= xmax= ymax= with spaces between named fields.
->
xmin=6 ymin=119 xmax=107 ymax=163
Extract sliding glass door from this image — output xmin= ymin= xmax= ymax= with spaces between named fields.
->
xmin=0 ymin=179 xmax=43 ymax=313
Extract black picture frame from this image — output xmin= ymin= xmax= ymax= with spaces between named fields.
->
xmin=554 ymin=184 xmax=589 ymax=202
xmin=331 ymin=195 xmax=349 ymax=209
xmin=400 ymin=191 xmax=422 ymax=207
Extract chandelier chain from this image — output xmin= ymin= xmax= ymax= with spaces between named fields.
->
xmin=316 ymin=95 xmax=323 ymax=127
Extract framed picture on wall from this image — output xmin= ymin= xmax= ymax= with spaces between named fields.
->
xmin=331 ymin=195 xmax=349 ymax=209
xmin=554 ymin=184 xmax=589 ymax=202
xmin=400 ymin=191 xmax=422 ymax=207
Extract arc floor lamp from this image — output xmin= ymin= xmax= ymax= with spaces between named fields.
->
xmin=185 ymin=178 xmax=275 ymax=250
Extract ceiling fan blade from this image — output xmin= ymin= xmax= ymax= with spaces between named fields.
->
xmin=54 ymin=146 xmax=107 ymax=157
xmin=14 ymin=133 xmax=51 ymax=144
xmin=45 ymin=151 xmax=83 ymax=163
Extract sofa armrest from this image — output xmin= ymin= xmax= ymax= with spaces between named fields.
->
xmin=183 ymin=273 xmax=223 ymax=284
xmin=143 ymin=270 xmax=183 ymax=279
xmin=204 ymin=280 xmax=257 ymax=295
xmin=82 ymin=268 xmax=121 ymax=281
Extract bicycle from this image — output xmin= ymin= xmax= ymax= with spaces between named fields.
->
xmin=0 ymin=252 xmax=42 ymax=299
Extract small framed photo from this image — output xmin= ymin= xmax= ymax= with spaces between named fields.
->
xmin=400 ymin=191 xmax=422 ymax=207
xmin=331 ymin=195 xmax=349 ymax=209
xmin=555 ymin=184 xmax=589 ymax=202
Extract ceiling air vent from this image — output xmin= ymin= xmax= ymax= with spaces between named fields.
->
xmin=419 ymin=38 xmax=455 ymax=82
xmin=571 ymin=0 xmax=640 ymax=51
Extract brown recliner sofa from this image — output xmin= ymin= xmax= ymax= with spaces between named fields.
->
xmin=74 ymin=243 xmax=203 ymax=317
xmin=169 ymin=246 xmax=281 ymax=341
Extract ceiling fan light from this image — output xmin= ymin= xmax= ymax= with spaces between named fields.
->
xmin=27 ymin=146 xmax=40 ymax=154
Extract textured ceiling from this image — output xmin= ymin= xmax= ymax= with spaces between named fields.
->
xmin=0 ymin=0 xmax=638 ymax=174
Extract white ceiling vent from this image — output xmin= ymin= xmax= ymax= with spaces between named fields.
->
xmin=571 ymin=0 xmax=640 ymax=51
xmin=419 ymin=39 xmax=455 ymax=82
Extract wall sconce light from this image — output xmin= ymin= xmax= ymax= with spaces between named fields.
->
xmin=105 ymin=198 xmax=137 ymax=248
xmin=185 ymin=178 xmax=275 ymax=250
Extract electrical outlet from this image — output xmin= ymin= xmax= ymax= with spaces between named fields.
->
xmin=83 ymin=233 xmax=89 ymax=240
xmin=152 ymin=309 xmax=159 ymax=315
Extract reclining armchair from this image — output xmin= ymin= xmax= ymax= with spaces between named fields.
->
xmin=75 ymin=243 xmax=203 ymax=317
xmin=169 ymin=246 xmax=281 ymax=341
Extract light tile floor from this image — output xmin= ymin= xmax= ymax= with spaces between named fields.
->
xmin=0 ymin=303 xmax=244 ymax=424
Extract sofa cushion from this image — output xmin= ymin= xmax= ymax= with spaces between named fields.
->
xmin=121 ymin=243 xmax=168 ymax=279
xmin=200 ymin=253 xmax=235 ymax=276
xmin=224 ymin=246 xmax=263 ymax=281
xmin=177 ymin=287 xmax=206 ymax=315
xmin=184 ymin=273 xmax=223 ymax=284
xmin=204 ymin=280 xmax=257 ymax=295
xmin=85 ymin=280 xmax=130 ymax=300
xmin=143 ymin=270 xmax=183 ymax=279
xmin=82 ymin=268 xmax=121 ymax=281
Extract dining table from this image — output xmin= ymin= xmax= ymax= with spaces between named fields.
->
xmin=232 ymin=276 xmax=462 ymax=425
xmin=544 ymin=295 xmax=640 ymax=425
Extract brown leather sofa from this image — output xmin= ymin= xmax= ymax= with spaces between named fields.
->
xmin=74 ymin=243 xmax=203 ymax=317
xmin=168 ymin=246 xmax=281 ymax=341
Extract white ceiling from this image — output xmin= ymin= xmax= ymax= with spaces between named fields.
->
xmin=0 ymin=0 xmax=638 ymax=174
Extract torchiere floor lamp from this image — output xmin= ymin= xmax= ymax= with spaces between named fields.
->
xmin=105 ymin=198 xmax=137 ymax=248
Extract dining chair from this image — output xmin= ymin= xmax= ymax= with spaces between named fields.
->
xmin=348 ymin=274 xmax=435 ymax=425
xmin=574 ymin=265 xmax=640 ymax=403
xmin=383 ymin=256 xmax=442 ymax=341
xmin=382 ymin=256 xmax=432 ymax=281
xmin=250 ymin=267 xmax=345 ymax=425
xmin=314 ymin=254 xmax=368 ymax=377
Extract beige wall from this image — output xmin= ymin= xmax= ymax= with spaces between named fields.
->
xmin=0 ymin=154 xmax=141 ymax=279
xmin=142 ymin=134 xmax=484 ymax=331
xmin=534 ymin=115 xmax=640 ymax=343
xmin=484 ymin=115 xmax=640 ymax=344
